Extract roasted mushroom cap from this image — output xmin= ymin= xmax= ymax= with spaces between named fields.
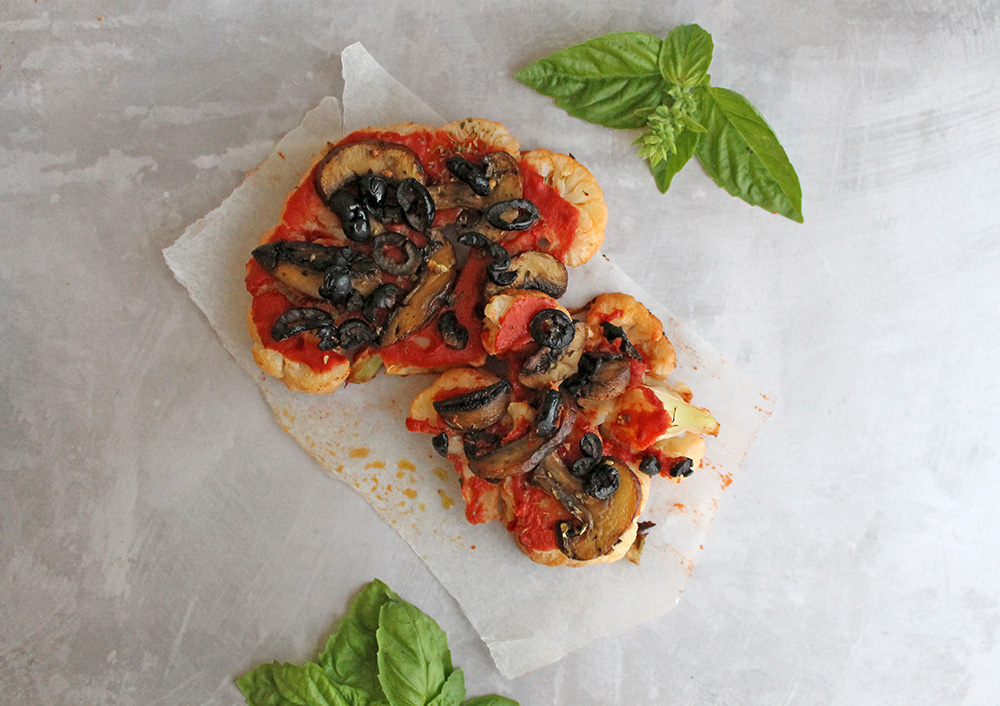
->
xmin=519 ymin=321 xmax=588 ymax=389
xmin=432 ymin=379 xmax=512 ymax=431
xmin=252 ymin=240 xmax=341 ymax=300
xmin=466 ymin=402 xmax=577 ymax=480
xmin=483 ymin=251 xmax=569 ymax=299
xmin=428 ymin=150 xmax=523 ymax=210
xmin=565 ymin=353 xmax=631 ymax=400
xmin=532 ymin=453 xmax=642 ymax=563
xmin=314 ymin=140 xmax=425 ymax=204
xmin=380 ymin=238 xmax=456 ymax=346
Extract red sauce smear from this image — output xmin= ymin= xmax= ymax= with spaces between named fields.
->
xmin=249 ymin=290 xmax=345 ymax=373
xmin=604 ymin=386 xmax=672 ymax=452
xmin=502 ymin=163 xmax=580 ymax=263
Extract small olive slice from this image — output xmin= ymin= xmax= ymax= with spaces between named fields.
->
xmin=432 ymin=379 xmax=512 ymax=431
xmin=529 ymin=309 xmax=576 ymax=350
xmin=485 ymin=198 xmax=540 ymax=231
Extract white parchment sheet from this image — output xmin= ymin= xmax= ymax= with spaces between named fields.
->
xmin=164 ymin=43 xmax=773 ymax=678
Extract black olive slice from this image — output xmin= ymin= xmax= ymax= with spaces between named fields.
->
xmin=638 ymin=454 xmax=661 ymax=476
xmin=326 ymin=190 xmax=372 ymax=242
xmin=534 ymin=390 xmax=563 ymax=437
xmin=437 ymin=311 xmax=469 ymax=350
xmin=396 ymin=178 xmax=435 ymax=232
xmin=485 ymin=241 xmax=512 ymax=271
xmin=667 ymin=457 xmax=695 ymax=479
xmin=432 ymin=432 xmax=450 ymax=458
xmin=271 ymin=307 xmax=334 ymax=341
xmin=583 ymin=459 xmax=620 ymax=500
xmin=372 ymin=232 xmax=422 ymax=276
xmin=529 ymin=309 xmax=576 ymax=350
xmin=446 ymin=156 xmax=491 ymax=196
xmin=485 ymin=198 xmax=540 ymax=231
xmin=362 ymin=283 xmax=405 ymax=323
xmin=579 ymin=432 xmax=603 ymax=459
xmin=316 ymin=326 xmax=341 ymax=351
xmin=358 ymin=174 xmax=390 ymax=214
xmin=319 ymin=266 xmax=354 ymax=304
xmin=518 ymin=321 xmax=588 ymax=390
xmin=337 ymin=318 xmax=375 ymax=349
xmin=571 ymin=455 xmax=598 ymax=479
xmin=488 ymin=268 xmax=518 ymax=287
xmin=601 ymin=322 xmax=642 ymax=361
xmin=433 ymin=379 xmax=512 ymax=431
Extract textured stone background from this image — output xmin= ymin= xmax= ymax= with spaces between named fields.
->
xmin=3 ymin=1 xmax=998 ymax=703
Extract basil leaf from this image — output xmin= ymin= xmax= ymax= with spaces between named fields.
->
xmin=650 ymin=128 xmax=700 ymax=193
xmin=659 ymin=24 xmax=713 ymax=88
xmin=376 ymin=600 xmax=452 ymax=706
xmin=237 ymin=662 xmax=300 ymax=706
xmin=318 ymin=580 xmax=400 ymax=700
xmin=515 ymin=32 xmax=667 ymax=129
xmin=427 ymin=668 xmax=466 ymax=706
xmin=270 ymin=662 xmax=352 ymax=706
xmin=462 ymin=696 xmax=520 ymax=706
xmin=694 ymin=86 xmax=804 ymax=222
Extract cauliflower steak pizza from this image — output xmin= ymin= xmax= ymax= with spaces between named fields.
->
xmin=244 ymin=117 xmax=718 ymax=566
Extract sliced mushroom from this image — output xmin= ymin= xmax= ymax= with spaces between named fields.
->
xmin=564 ymin=353 xmax=631 ymax=400
xmin=432 ymin=379 xmax=512 ymax=431
xmin=380 ymin=238 xmax=456 ymax=346
xmin=532 ymin=453 xmax=641 ymax=563
xmin=427 ymin=150 xmax=522 ymax=209
xmin=483 ymin=251 xmax=569 ymax=299
xmin=252 ymin=240 xmax=342 ymax=300
xmin=466 ymin=402 xmax=577 ymax=480
xmin=519 ymin=321 xmax=588 ymax=389
xmin=314 ymin=140 xmax=425 ymax=204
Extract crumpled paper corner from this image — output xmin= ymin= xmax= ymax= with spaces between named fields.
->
xmin=164 ymin=42 xmax=773 ymax=678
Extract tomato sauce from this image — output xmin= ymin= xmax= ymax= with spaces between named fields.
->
xmin=249 ymin=290 xmax=345 ymax=373
xmin=502 ymin=163 xmax=580 ymax=262
xmin=605 ymin=386 xmax=672 ymax=451
xmin=504 ymin=475 xmax=572 ymax=552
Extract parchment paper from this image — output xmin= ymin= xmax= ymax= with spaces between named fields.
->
xmin=164 ymin=43 xmax=773 ymax=678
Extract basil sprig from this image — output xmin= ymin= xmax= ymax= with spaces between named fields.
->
xmin=515 ymin=25 xmax=804 ymax=222
xmin=237 ymin=580 xmax=518 ymax=706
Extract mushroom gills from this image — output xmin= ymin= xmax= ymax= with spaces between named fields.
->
xmin=466 ymin=403 xmax=577 ymax=480
xmin=532 ymin=454 xmax=641 ymax=562
xmin=432 ymin=379 xmax=512 ymax=431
